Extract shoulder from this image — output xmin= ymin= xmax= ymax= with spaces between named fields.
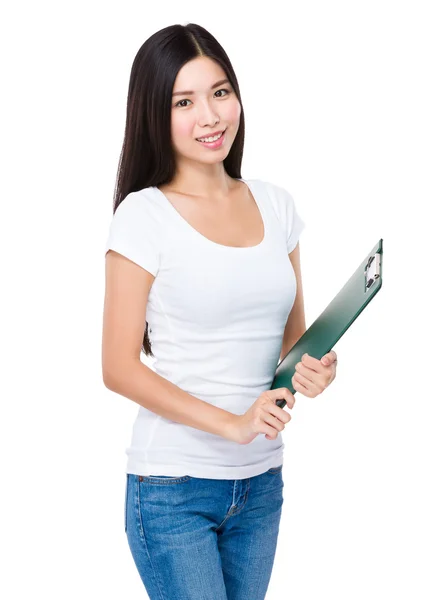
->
xmin=114 ymin=187 xmax=158 ymax=213
xmin=112 ymin=187 xmax=167 ymax=227
xmin=249 ymin=178 xmax=295 ymax=216
xmin=250 ymin=178 xmax=305 ymax=253
xmin=106 ymin=187 xmax=166 ymax=246
xmin=105 ymin=187 xmax=165 ymax=275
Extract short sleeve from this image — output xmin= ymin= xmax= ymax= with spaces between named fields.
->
xmin=263 ymin=180 xmax=306 ymax=253
xmin=104 ymin=191 xmax=162 ymax=276
xmin=285 ymin=191 xmax=306 ymax=253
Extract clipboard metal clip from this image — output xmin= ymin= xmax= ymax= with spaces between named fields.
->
xmin=365 ymin=253 xmax=381 ymax=290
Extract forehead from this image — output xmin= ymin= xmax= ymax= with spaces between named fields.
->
xmin=173 ymin=57 xmax=227 ymax=93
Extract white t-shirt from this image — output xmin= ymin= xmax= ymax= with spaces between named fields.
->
xmin=104 ymin=178 xmax=305 ymax=480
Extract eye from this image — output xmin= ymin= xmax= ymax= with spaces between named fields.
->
xmin=215 ymin=88 xmax=230 ymax=98
xmin=174 ymin=88 xmax=231 ymax=108
xmin=175 ymin=98 xmax=192 ymax=108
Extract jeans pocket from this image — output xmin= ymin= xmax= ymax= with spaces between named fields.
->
xmin=267 ymin=465 xmax=283 ymax=474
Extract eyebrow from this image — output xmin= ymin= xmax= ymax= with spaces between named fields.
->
xmin=172 ymin=78 xmax=230 ymax=97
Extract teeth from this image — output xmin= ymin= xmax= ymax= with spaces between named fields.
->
xmin=197 ymin=131 xmax=223 ymax=143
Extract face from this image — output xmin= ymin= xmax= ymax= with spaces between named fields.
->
xmin=170 ymin=56 xmax=241 ymax=165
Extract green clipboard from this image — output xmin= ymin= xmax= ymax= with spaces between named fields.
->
xmin=273 ymin=238 xmax=383 ymax=408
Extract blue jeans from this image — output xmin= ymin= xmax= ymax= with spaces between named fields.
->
xmin=124 ymin=466 xmax=284 ymax=599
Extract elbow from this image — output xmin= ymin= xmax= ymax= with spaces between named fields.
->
xmin=102 ymin=356 xmax=143 ymax=391
xmin=102 ymin=358 xmax=123 ymax=391
xmin=102 ymin=368 xmax=118 ymax=391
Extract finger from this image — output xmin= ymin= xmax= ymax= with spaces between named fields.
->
xmin=292 ymin=373 xmax=311 ymax=396
xmin=295 ymin=361 xmax=316 ymax=384
xmin=281 ymin=390 xmax=296 ymax=409
xmin=294 ymin=371 xmax=321 ymax=395
xmin=320 ymin=351 xmax=337 ymax=366
xmin=267 ymin=388 xmax=294 ymax=406
xmin=301 ymin=353 xmax=325 ymax=373
xmin=268 ymin=404 xmax=292 ymax=425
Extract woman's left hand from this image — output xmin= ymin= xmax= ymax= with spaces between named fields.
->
xmin=291 ymin=351 xmax=338 ymax=398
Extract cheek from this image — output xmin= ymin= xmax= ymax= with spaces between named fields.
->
xmin=171 ymin=115 xmax=195 ymax=143
xmin=223 ymin=99 xmax=241 ymax=124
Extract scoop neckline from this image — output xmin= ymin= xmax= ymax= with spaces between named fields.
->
xmin=153 ymin=178 xmax=267 ymax=250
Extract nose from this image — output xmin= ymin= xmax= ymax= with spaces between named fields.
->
xmin=197 ymin=99 xmax=220 ymax=128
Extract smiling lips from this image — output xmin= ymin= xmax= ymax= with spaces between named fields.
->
xmin=196 ymin=129 xmax=225 ymax=142
xmin=195 ymin=129 xmax=226 ymax=148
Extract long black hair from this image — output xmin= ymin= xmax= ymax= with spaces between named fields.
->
xmin=112 ymin=23 xmax=246 ymax=357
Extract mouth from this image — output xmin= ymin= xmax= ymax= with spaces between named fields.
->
xmin=195 ymin=128 xmax=226 ymax=142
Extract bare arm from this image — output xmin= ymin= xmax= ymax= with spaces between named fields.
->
xmin=279 ymin=242 xmax=307 ymax=362
xmin=102 ymin=250 xmax=236 ymax=442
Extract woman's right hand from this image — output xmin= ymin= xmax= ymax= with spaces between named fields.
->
xmin=230 ymin=388 xmax=296 ymax=445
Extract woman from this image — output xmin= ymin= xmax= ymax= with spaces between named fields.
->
xmin=102 ymin=22 xmax=337 ymax=600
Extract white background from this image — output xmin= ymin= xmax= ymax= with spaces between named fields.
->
xmin=1 ymin=1 xmax=424 ymax=598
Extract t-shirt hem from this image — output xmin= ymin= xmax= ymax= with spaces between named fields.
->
xmin=126 ymin=453 xmax=284 ymax=480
